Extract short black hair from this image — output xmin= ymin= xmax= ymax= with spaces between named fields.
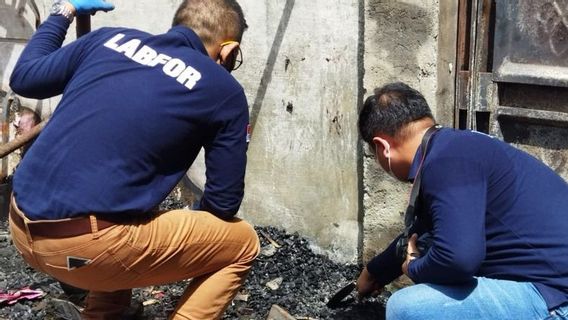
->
xmin=358 ymin=82 xmax=434 ymax=145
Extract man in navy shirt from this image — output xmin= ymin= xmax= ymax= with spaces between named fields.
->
xmin=8 ymin=0 xmax=259 ymax=318
xmin=356 ymin=82 xmax=568 ymax=319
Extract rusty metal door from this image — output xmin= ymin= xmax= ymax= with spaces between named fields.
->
xmin=456 ymin=0 xmax=568 ymax=178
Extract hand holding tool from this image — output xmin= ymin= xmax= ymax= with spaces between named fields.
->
xmin=68 ymin=0 xmax=114 ymax=15
xmin=327 ymin=281 xmax=356 ymax=309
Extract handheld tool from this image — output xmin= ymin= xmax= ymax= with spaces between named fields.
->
xmin=326 ymin=281 xmax=357 ymax=309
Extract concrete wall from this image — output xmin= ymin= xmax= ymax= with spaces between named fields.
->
xmin=361 ymin=0 xmax=442 ymax=263
xmin=0 ymin=0 xmax=36 ymax=94
xmin=1 ymin=0 xmax=445 ymax=265
xmin=236 ymin=0 xmax=361 ymax=263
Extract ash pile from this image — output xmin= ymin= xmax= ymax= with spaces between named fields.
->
xmin=0 ymin=195 xmax=388 ymax=319
xmin=222 ymin=226 xmax=388 ymax=320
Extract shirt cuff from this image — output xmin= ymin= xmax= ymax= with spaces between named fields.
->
xmin=366 ymin=234 xmax=404 ymax=287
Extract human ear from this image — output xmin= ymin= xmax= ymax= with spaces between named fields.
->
xmin=219 ymin=41 xmax=239 ymax=70
xmin=372 ymin=136 xmax=391 ymax=158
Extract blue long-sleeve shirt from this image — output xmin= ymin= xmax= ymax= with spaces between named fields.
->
xmin=367 ymin=128 xmax=568 ymax=310
xmin=10 ymin=16 xmax=249 ymax=220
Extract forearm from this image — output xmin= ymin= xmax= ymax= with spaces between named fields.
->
xmin=198 ymin=190 xmax=243 ymax=220
xmin=408 ymin=154 xmax=487 ymax=284
xmin=407 ymin=237 xmax=483 ymax=284
xmin=366 ymin=234 xmax=404 ymax=287
xmin=407 ymin=212 xmax=484 ymax=283
xmin=10 ymin=15 xmax=73 ymax=98
xmin=9 ymin=0 xmax=113 ymax=99
xmin=199 ymin=136 xmax=246 ymax=219
xmin=199 ymin=91 xmax=249 ymax=220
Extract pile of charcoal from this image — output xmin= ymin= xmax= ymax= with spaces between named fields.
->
xmin=0 ymin=195 xmax=388 ymax=319
xmin=221 ymin=225 xmax=388 ymax=320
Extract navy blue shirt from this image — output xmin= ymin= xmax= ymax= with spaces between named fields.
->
xmin=10 ymin=16 xmax=249 ymax=220
xmin=367 ymin=128 xmax=568 ymax=310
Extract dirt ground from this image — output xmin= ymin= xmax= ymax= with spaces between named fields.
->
xmin=0 ymin=197 xmax=387 ymax=320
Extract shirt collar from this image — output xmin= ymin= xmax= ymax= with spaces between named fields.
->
xmin=167 ymin=25 xmax=209 ymax=56
xmin=406 ymin=126 xmax=443 ymax=182
xmin=407 ymin=145 xmax=423 ymax=182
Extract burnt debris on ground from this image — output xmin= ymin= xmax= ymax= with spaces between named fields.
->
xmin=0 ymin=195 xmax=387 ymax=319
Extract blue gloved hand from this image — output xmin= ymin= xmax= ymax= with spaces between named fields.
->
xmin=68 ymin=0 xmax=114 ymax=15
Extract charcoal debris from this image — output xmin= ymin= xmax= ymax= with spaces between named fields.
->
xmin=224 ymin=226 xmax=387 ymax=320
xmin=0 ymin=195 xmax=387 ymax=319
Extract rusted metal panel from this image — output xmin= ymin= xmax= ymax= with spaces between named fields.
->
xmin=437 ymin=1 xmax=459 ymax=127
xmin=455 ymin=71 xmax=470 ymax=128
xmin=473 ymin=72 xmax=496 ymax=112
xmin=455 ymin=0 xmax=494 ymax=130
xmin=456 ymin=0 xmax=472 ymax=72
xmin=498 ymin=83 xmax=568 ymax=113
xmin=473 ymin=0 xmax=494 ymax=73
xmin=493 ymin=0 xmax=568 ymax=87
xmin=490 ymin=82 xmax=568 ymax=182
xmin=455 ymin=0 xmax=471 ymax=129
xmin=456 ymin=71 xmax=471 ymax=111
xmin=458 ymin=0 xmax=568 ymax=182
xmin=493 ymin=113 xmax=568 ymax=178
xmin=496 ymin=106 xmax=568 ymax=127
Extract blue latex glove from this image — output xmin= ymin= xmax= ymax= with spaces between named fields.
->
xmin=68 ymin=0 xmax=114 ymax=15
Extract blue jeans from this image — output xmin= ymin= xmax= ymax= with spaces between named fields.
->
xmin=387 ymin=277 xmax=568 ymax=320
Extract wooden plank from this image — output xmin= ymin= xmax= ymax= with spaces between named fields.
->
xmin=437 ymin=0 xmax=460 ymax=127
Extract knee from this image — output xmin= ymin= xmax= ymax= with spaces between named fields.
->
xmin=386 ymin=285 xmax=432 ymax=320
xmin=386 ymin=287 xmax=413 ymax=320
xmin=238 ymin=221 xmax=260 ymax=263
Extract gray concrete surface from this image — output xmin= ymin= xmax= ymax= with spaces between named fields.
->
xmin=236 ymin=0 xmax=361 ymax=263
xmin=361 ymin=0 xmax=440 ymax=263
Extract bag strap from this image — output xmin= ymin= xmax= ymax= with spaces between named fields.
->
xmin=402 ymin=124 xmax=442 ymax=237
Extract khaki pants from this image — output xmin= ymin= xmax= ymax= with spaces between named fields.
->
xmin=9 ymin=198 xmax=260 ymax=320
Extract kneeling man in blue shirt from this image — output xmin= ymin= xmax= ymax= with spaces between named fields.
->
xmin=356 ymin=82 xmax=568 ymax=319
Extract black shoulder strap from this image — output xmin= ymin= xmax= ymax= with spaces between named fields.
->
xmin=402 ymin=124 xmax=442 ymax=236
